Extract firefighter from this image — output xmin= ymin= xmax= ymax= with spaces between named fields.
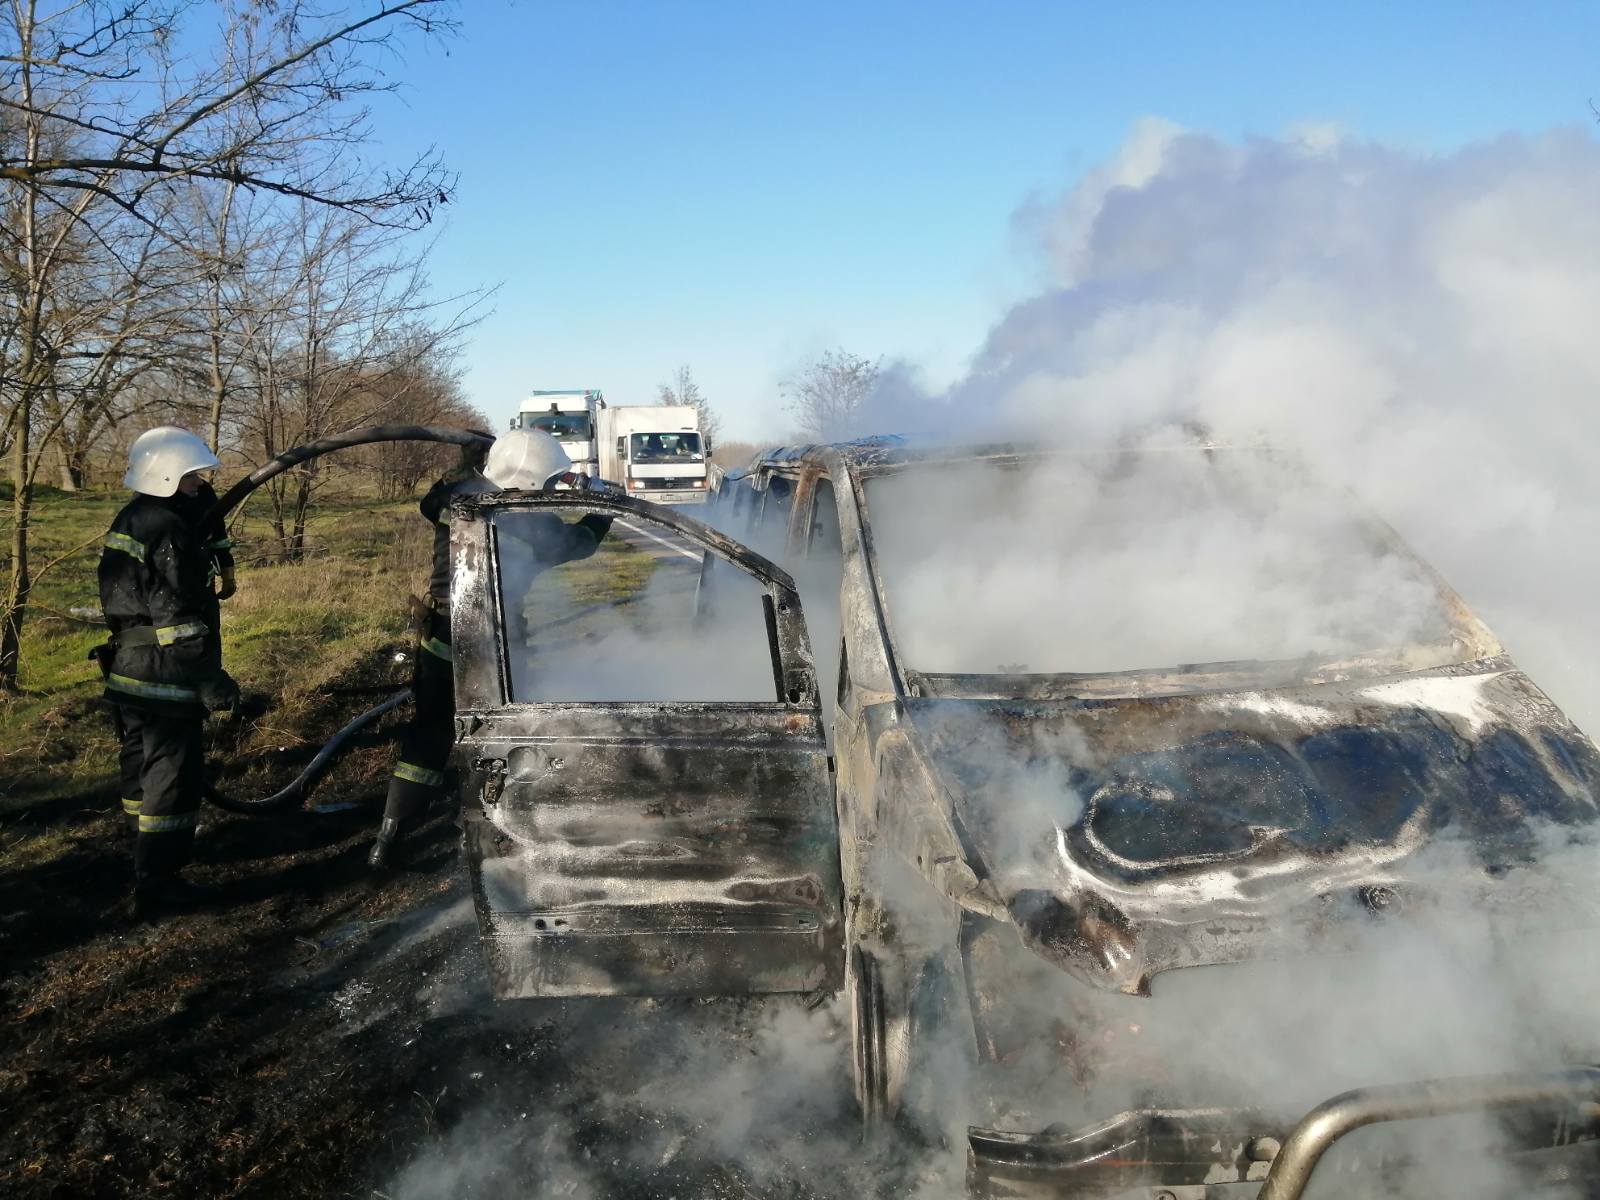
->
xmin=368 ymin=428 xmax=614 ymax=869
xmin=98 ymin=427 xmax=242 ymax=917
xmin=113 ymin=477 xmax=237 ymax=839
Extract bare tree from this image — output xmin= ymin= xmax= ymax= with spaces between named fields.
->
xmin=38 ymin=216 xmax=196 ymax=489
xmin=782 ymin=348 xmax=880 ymax=442
xmin=709 ymin=440 xmax=769 ymax=470
xmin=233 ymin=202 xmax=483 ymax=559
xmin=0 ymin=1 xmax=455 ymax=227
xmin=0 ymin=0 xmax=458 ymax=690
xmin=356 ymin=357 xmax=487 ymax=500
xmin=656 ymin=363 xmax=720 ymax=444
xmin=180 ymin=179 xmax=289 ymax=454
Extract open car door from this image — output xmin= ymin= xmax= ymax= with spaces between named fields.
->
xmin=448 ymin=491 xmax=843 ymax=999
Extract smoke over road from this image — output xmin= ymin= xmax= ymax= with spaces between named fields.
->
xmin=871 ymin=119 xmax=1600 ymax=732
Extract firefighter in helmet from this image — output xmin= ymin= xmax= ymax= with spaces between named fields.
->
xmin=98 ymin=427 xmax=242 ymax=917
xmin=368 ymin=428 xmax=614 ymax=868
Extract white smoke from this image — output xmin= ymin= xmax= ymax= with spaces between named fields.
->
xmin=497 ymin=509 xmax=777 ymax=702
xmin=846 ymin=120 xmax=1600 ymax=1197
xmin=874 ymin=121 xmax=1600 ymax=730
xmin=865 ymin=450 xmax=1455 ymax=677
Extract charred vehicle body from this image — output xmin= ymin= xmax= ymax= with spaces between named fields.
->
xmin=446 ymin=439 xmax=1600 ymax=1199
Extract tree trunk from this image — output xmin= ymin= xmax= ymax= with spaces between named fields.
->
xmin=266 ymin=477 xmax=289 ymax=561
xmin=57 ymin=440 xmax=83 ymax=491
xmin=2 ymin=14 xmax=38 ymax=693
xmin=208 ymin=340 xmax=226 ymax=453
xmin=206 ymin=181 xmax=237 ymax=454
xmin=288 ymin=472 xmax=312 ymax=561
xmin=0 ymin=414 xmax=32 ymax=692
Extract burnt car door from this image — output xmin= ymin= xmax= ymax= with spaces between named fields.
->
xmin=448 ymin=490 xmax=843 ymax=999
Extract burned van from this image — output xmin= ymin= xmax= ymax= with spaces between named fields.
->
xmin=449 ymin=442 xmax=1600 ymax=1199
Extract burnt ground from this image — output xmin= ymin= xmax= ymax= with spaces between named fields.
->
xmin=0 ymin=720 xmax=953 ymax=1199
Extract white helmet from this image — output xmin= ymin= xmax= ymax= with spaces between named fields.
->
xmin=483 ymin=428 xmax=570 ymax=490
xmin=124 ymin=426 xmax=222 ymax=497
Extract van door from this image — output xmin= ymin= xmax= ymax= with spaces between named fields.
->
xmin=448 ymin=491 xmax=843 ymax=999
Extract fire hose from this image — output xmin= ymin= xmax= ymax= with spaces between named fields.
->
xmin=200 ymin=425 xmax=491 ymax=815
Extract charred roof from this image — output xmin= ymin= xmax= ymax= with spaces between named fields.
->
xmin=727 ymin=433 xmax=1271 ymax=480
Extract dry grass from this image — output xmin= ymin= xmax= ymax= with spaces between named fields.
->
xmin=1 ymin=491 xmax=426 ymax=817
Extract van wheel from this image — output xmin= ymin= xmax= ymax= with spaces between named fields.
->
xmin=848 ymin=941 xmax=964 ymax=1138
xmin=849 ymin=943 xmax=889 ymax=1126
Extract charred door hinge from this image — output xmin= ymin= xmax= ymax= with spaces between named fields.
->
xmin=472 ymin=756 xmax=507 ymax=806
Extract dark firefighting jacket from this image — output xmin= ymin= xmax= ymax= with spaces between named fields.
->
xmin=98 ymin=493 xmax=224 ymax=712
xmin=421 ymin=473 xmax=612 ymax=609
xmin=185 ymin=480 xmax=236 ymax=579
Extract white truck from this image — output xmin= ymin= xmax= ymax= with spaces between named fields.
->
xmin=510 ymin=389 xmax=605 ymax=477
xmin=597 ymin=405 xmax=710 ymax=504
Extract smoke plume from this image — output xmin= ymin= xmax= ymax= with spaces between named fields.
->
xmin=873 ymin=119 xmax=1600 ymax=731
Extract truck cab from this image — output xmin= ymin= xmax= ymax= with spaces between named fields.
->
xmin=511 ymin=389 xmax=604 ymax=477
xmin=598 ymin=404 xmax=710 ymax=503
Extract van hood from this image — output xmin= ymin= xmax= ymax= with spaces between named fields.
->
xmin=902 ymin=658 xmax=1600 ymax=994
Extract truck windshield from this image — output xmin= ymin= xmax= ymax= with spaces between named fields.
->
xmin=861 ymin=451 xmax=1472 ymax=680
xmin=528 ymin=412 xmax=592 ymax=440
xmin=631 ymin=433 xmax=702 ymax=462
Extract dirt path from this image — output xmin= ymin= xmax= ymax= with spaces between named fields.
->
xmin=0 ymin=788 xmax=951 ymax=1199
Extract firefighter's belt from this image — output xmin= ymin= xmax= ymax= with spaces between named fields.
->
xmin=110 ymin=622 xmax=207 ymax=650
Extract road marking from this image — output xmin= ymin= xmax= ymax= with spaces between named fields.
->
xmin=614 ymin=518 xmax=702 ymax=562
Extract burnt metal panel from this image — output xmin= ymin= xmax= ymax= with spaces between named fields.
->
xmin=461 ymin=706 xmax=842 ymax=998
xmin=449 ymin=493 xmax=843 ymax=1000
xmin=968 ymin=1106 xmax=1284 ymax=1197
xmin=902 ymin=661 xmax=1600 ymax=994
xmin=966 ymin=1087 xmax=1600 ymax=1199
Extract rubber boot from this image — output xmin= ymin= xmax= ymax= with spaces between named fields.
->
xmin=368 ymin=818 xmax=406 ymax=870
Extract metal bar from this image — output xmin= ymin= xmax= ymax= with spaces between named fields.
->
xmin=462 ymin=489 xmax=802 ymax=594
xmin=1258 ymin=1067 xmax=1600 ymax=1200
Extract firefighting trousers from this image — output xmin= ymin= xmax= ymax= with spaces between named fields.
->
xmin=115 ymin=704 xmax=203 ymax=887
xmin=381 ymin=630 xmax=455 ymax=828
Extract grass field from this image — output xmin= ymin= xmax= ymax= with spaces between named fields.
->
xmin=0 ymin=486 xmax=431 ymax=864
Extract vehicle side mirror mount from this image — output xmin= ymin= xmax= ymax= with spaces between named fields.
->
xmin=617 ymin=437 xmax=625 ymax=456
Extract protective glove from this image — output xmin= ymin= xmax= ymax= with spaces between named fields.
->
xmin=550 ymin=470 xmax=588 ymax=490
xmin=197 ymin=671 xmax=241 ymax=713
xmin=550 ymin=471 xmax=621 ymax=494
xmin=215 ymin=566 xmax=237 ymax=601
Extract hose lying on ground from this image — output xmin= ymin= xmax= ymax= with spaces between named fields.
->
xmin=202 ymin=424 xmax=491 ymax=814
xmin=205 ymin=690 xmax=412 ymax=814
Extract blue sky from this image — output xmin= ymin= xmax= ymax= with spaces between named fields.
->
xmin=370 ymin=1 xmax=1600 ymax=439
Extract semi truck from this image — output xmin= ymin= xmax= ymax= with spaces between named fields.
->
xmin=510 ymin=389 xmax=604 ymax=477
xmin=597 ymin=405 xmax=710 ymax=504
